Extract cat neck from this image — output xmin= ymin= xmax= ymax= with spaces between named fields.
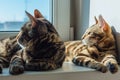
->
xmin=17 ymin=41 xmax=25 ymax=49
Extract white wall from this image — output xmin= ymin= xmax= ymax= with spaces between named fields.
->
xmin=71 ymin=0 xmax=90 ymax=40
xmin=53 ymin=0 xmax=70 ymax=41
xmin=89 ymin=0 xmax=120 ymax=62
xmin=89 ymin=0 xmax=120 ymax=32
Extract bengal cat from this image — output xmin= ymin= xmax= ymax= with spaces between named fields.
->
xmin=0 ymin=9 xmax=65 ymax=75
xmin=64 ymin=15 xmax=119 ymax=74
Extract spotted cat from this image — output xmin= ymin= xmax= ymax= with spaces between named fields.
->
xmin=64 ymin=15 xmax=119 ymax=74
xmin=9 ymin=9 xmax=65 ymax=75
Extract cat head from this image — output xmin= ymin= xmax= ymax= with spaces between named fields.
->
xmin=82 ymin=15 xmax=114 ymax=47
xmin=16 ymin=9 xmax=58 ymax=47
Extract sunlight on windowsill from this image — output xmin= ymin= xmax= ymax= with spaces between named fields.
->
xmin=0 ymin=62 xmax=94 ymax=76
xmin=0 ymin=62 xmax=120 ymax=80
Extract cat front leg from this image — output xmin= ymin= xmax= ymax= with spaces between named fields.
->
xmin=25 ymin=59 xmax=60 ymax=71
xmin=72 ymin=55 xmax=108 ymax=73
xmin=9 ymin=56 xmax=24 ymax=75
xmin=9 ymin=50 xmax=25 ymax=75
xmin=24 ymin=42 xmax=66 ymax=71
xmin=0 ymin=56 xmax=9 ymax=73
xmin=101 ymin=54 xmax=119 ymax=74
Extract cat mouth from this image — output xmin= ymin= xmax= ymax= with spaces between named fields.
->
xmin=16 ymin=31 xmax=26 ymax=49
xmin=17 ymin=41 xmax=25 ymax=49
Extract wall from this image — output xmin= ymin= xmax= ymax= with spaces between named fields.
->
xmin=89 ymin=0 xmax=120 ymax=31
xmin=72 ymin=0 xmax=120 ymax=39
xmin=71 ymin=0 xmax=90 ymax=40
xmin=53 ymin=0 xmax=70 ymax=41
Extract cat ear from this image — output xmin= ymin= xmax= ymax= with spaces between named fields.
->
xmin=98 ymin=15 xmax=110 ymax=32
xmin=94 ymin=16 xmax=98 ymax=24
xmin=34 ymin=9 xmax=44 ymax=18
xmin=25 ymin=11 xmax=37 ymax=28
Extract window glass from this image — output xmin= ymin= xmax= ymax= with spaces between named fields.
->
xmin=0 ymin=0 xmax=51 ymax=31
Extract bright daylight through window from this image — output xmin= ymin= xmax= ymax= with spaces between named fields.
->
xmin=0 ymin=0 xmax=51 ymax=31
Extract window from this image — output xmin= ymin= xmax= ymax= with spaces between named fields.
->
xmin=89 ymin=0 xmax=120 ymax=29
xmin=0 ymin=0 xmax=70 ymax=41
xmin=0 ymin=0 xmax=52 ymax=31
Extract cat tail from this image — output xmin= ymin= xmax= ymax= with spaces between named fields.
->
xmin=72 ymin=54 xmax=108 ymax=73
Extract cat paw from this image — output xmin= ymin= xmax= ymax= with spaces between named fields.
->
xmin=9 ymin=65 xmax=24 ymax=75
xmin=108 ymin=62 xmax=118 ymax=74
xmin=96 ymin=64 xmax=108 ymax=73
xmin=0 ymin=64 xmax=3 ymax=73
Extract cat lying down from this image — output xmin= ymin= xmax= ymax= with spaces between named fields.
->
xmin=0 ymin=9 xmax=66 ymax=75
xmin=64 ymin=15 xmax=119 ymax=74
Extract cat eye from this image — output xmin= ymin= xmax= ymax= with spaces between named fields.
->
xmin=89 ymin=33 xmax=102 ymax=40
xmin=21 ymin=32 xmax=31 ymax=41
xmin=96 ymin=36 xmax=101 ymax=40
xmin=90 ymin=36 xmax=95 ymax=39
xmin=95 ymin=33 xmax=104 ymax=40
xmin=88 ymin=32 xmax=91 ymax=35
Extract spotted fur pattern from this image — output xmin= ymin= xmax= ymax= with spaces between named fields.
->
xmin=64 ymin=15 xmax=119 ymax=74
xmin=0 ymin=36 xmax=21 ymax=73
xmin=9 ymin=9 xmax=65 ymax=75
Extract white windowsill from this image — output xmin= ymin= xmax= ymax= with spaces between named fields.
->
xmin=0 ymin=62 xmax=120 ymax=80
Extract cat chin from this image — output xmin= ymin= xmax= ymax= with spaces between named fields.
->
xmin=82 ymin=39 xmax=95 ymax=46
xmin=82 ymin=40 xmax=87 ymax=45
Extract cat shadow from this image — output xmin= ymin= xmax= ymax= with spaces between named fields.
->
xmin=111 ymin=26 xmax=120 ymax=64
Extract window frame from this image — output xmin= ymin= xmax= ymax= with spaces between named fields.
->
xmin=0 ymin=0 xmax=70 ymax=41
xmin=52 ymin=0 xmax=70 ymax=41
